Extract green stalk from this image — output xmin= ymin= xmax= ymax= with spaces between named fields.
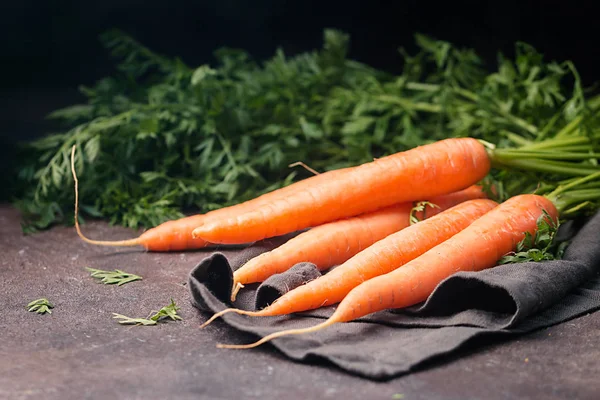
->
xmin=376 ymin=95 xmax=442 ymax=113
xmin=491 ymin=156 xmax=600 ymax=176
xmin=547 ymin=171 xmax=600 ymax=197
xmin=405 ymin=82 xmax=440 ymax=92
xmin=548 ymin=145 xmax=600 ymax=152
xmin=537 ymin=110 xmax=564 ymax=141
xmin=493 ymin=149 xmax=600 ymax=161
xmin=500 ymin=131 xmax=532 ymax=146
xmin=554 ymin=116 xmax=583 ymax=138
xmin=518 ymin=134 xmax=600 ymax=151
xmin=545 ymin=172 xmax=600 ymax=216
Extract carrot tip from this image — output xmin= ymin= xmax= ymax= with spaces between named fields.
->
xmin=230 ymin=282 xmax=244 ymax=302
xmin=216 ymin=342 xmax=259 ymax=350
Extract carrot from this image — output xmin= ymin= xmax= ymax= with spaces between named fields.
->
xmin=229 ymin=185 xmax=488 ymax=301
xmin=191 ymin=137 xmax=491 ymax=244
xmin=201 ymin=198 xmax=498 ymax=328
xmin=215 ymin=194 xmax=557 ymax=349
xmin=69 ymin=146 xmax=352 ymax=251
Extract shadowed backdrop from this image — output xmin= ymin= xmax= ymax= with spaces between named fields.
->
xmin=1 ymin=0 xmax=598 ymax=197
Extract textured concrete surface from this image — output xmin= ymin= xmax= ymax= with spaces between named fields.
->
xmin=1 ymin=205 xmax=598 ymax=400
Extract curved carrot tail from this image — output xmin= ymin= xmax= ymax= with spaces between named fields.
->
xmin=71 ymin=145 xmax=145 ymax=248
xmin=199 ymin=308 xmax=261 ymax=329
xmin=216 ymin=318 xmax=338 ymax=350
xmin=71 ymin=145 xmax=211 ymax=251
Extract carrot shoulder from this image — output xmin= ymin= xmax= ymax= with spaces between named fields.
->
xmin=201 ymin=198 xmax=498 ymax=328
xmin=217 ymin=194 xmax=556 ymax=349
xmin=192 ymin=137 xmax=491 ymax=244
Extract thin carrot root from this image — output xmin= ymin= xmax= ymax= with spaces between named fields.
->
xmin=199 ymin=308 xmax=259 ymax=329
xmin=70 ymin=146 xmax=144 ymax=248
xmin=287 ymin=161 xmax=320 ymax=176
xmin=230 ymin=282 xmax=244 ymax=302
xmin=216 ymin=319 xmax=337 ymax=349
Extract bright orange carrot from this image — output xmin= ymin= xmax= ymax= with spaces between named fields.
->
xmin=229 ymin=185 xmax=488 ymax=300
xmin=216 ymin=194 xmax=557 ymax=349
xmin=192 ymin=138 xmax=491 ymax=244
xmin=69 ymin=145 xmax=352 ymax=251
xmin=201 ymin=198 xmax=498 ymax=328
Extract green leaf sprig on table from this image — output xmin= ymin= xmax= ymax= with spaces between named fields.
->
xmin=27 ymin=298 xmax=54 ymax=314
xmin=86 ymin=267 xmax=143 ymax=286
xmin=112 ymin=298 xmax=182 ymax=326
xmin=11 ymin=29 xmax=599 ymax=232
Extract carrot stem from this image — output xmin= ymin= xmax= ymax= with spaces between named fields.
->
xmin=493 ymin=150 xmax=600 ymax=161
xmin=490 ymin=157 xmax=600 ymax=176
xmin=518 ymin=134 xmax=600 ymax=151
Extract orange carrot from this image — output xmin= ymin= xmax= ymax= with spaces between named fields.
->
xmin=192 ymin=138 xmax=491 ymax=244
xmin=69 ymin=145 xmax=352 ymax=251
xmin=201 ymin=198 xmax=498 ymax=328
xmin=229 ymin=185 xmax=488 ymax=300
xmin=216 ymin=194 xmax=557 ymax=349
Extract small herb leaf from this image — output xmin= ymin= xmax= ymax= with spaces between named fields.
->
xmin=87 ymin=267 xmax=143 ymax=286
xmin=409 ymin=201 xmax=439 ymax=225
xmin=499 ymin=210 xmax=567 ymax=264
xmin=27 ymin=298 xmax=54 ymax=314
xmin=112 ymin=299 xmax=182 ymax=326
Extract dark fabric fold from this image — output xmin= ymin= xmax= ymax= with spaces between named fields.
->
xmin=188 ymin=211 xmax=600 ymax=380
xmin=255 ymin=262 xmax=322 ymax=310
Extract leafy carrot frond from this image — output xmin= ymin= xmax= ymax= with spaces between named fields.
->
xmin=148 ymin=298 xmax=182 ymax=322
xmin=499 ymin=210 xmax=568 ymax=264
xmin=112 ymin=298 xmax=182 ymax=326
xmin=87 ymin=267 xmax=143 ymax=286
xmin=409 ymin=201 xmax=439 ymax=225
xmin=27 ymin=298 xmax=54 ymax=314
xmin=12 ymin=28 xmax=599 ymax=233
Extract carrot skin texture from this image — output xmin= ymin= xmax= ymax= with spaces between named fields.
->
xmin=193 ymin=138 xmax=492 ymax=244
xmin=255 ymin=198 xmax=498 ymax=316
xmin=330 ymin=194 xmax=558 ymax=323
xmin=233 ymin=185 xmax=488 ymax=285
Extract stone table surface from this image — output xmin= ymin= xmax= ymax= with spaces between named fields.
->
xmin=1 ymin=205 xmax=598 ymax=400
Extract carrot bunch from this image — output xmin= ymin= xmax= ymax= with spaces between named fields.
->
xmin=71 ymin=134 xmax=600 ymax=350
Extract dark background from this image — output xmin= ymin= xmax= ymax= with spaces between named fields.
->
xmin=1 ymin=0 xmax=598 ymax=171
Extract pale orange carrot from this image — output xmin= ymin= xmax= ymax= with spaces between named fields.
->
xmin=216 ymin=194 xmax=557 ymax=349
xmin=201 ymin=198 xmax=498 ymax=328
xmin=229 ymin=185 xmax=488 ymax=300
xmin=192 ymin=138 xmax=491 ymax=244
